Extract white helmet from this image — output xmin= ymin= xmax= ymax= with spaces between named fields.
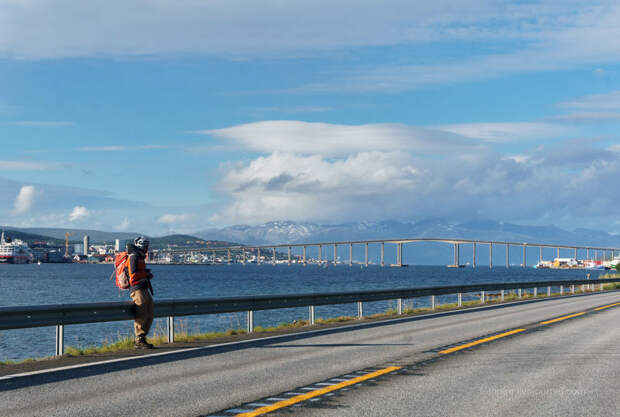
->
xmin=134 ymin=236 xmax=150 ymax=249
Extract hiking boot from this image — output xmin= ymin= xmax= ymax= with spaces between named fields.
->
xmin=134 ymin=338 xmax=154 ymax=349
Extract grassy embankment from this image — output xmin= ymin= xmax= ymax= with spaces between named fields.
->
xmin=3 ymin=279 xmax=620 ymax=365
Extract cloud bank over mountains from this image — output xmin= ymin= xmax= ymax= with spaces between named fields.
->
xmin=200 ymin=118 xmax=619 ymax=231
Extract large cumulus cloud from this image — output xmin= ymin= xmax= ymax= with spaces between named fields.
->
xmin=206 ymin=120 xmax=620 ymax=231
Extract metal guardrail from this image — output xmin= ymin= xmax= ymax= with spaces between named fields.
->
xmin=1 ymin=278 xmax=618 ymax=356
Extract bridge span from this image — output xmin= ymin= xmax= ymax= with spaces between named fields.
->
xmin=3 ymin=290 xmax=620 ymax=416
xmin=151 ymin=236 xmax=620 ymax=268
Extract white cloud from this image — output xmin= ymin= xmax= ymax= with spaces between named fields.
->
xmin=0 ymin=1 xmax=617 ymax=99
xmin=115 ymin=217 xmax=131 ymax=231
xmin=559 ymin=91 xmax=620 ymax=110
xmin=69 ymin=206 xmax=90 ymax=222
xmin=435 ymin=122 xmax=573 ymax=143
xmin=0 ymin=160 xmax=56 ymax=170
xmin=157 ymin=213 xmax=196 ymax=225
xmin=209 ymin=134 xmax=620 ymax=228
xmin=14 ymin=121 xmax=74 ymax=127
xmin=200 ymin=120 xmax=482 ymax=157
xmin=545 ymin=112 xmax=620 ymax=123
xmin=0 ymin=0 xmax=550 ymax=59
xmin=12 ymin=185 xmax=37 ymax=215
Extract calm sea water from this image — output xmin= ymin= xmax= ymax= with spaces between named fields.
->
xmin=0 ymin=263 xmax=596 ymax=361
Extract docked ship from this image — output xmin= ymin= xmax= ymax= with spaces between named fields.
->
xmin=0 ymin=231 xmax=34 ymax=264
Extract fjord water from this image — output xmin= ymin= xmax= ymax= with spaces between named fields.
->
xmin=0 ymin=263 xmax=596 ymax=361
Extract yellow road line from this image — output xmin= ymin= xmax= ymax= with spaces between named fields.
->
xmin=595 ymin=302 xmax=620 ymax=311
xmin=439 ymin=328 xmax=526 ymax=355
xmin=235 ymin=366 xmax=402 ymax=417
xmin=540 ymin=312 xmax=585 ymax=325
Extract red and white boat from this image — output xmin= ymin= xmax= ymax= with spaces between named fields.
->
xmin=0 ymin=231 xmax=34 ymax=264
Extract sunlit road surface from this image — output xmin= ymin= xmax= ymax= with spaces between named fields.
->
xmin=267 ymin=300 xmax=620 ymax=417
xmin=2 ymin=292 xmax=620 ymax=417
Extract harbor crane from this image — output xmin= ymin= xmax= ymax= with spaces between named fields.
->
xmin=64 ymin=232 xmax=73 ymax=258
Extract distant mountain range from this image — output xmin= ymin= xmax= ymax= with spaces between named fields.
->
xmin=5 ymin=220 xmax=619 ymax=248
xmin=0 ymin=227 xmax=238 ymax=249
xmin=196 ymin=219 xmax=620 ymax=247
xmin=1 ymin=226 xmax=139 ymax=244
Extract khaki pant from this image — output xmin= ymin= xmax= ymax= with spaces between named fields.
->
xmin=130 ymin=288 xmax=153 ymax=341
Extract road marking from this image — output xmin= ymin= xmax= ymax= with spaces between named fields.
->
xmin=234 ymin=366 xmax=402 ymax=417
xmin=439 ymin=329 xmax=526 ymax=354
xmin=595 ymin=302 xmax=620 ymax=311
xmin=540 ymin=312 xmax=585 ymax=325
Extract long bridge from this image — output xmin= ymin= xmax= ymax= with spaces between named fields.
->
xmin=150 ymin=236 xmax=620 ymax=267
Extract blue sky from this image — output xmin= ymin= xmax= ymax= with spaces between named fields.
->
xmin=1 ymin=0 xmax=620 ymax=236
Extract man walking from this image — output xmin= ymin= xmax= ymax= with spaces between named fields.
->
xmin=127 ymin=236 xmax=154 ymax=349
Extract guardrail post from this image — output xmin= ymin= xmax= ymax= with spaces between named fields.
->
xmin=357 ymin=301 xmax=363 ymax=319
xmin=571 ymin=285 xmax=575 ymax=294
xmin=518 ymin=288 xmax=522 ymax=299
xmin=167 ymin=316 xmax=174 ymax=343
xmin=500 ymin=289 xmax=504 ymax=301
xmin=55 ymin=324 xmax=64 ymax=356
xmin=309 ymin=305 xmax=315 ymax=325
xmin=247 ymin=311 xmax=254 ymax=333
xmin=533 ymin=287 xmax=537 ymax=298
xmin=431 ymin=295 xmax=436 ymax=310
xmin=457 ymin=293 xmax=462 ymax=307
xmin=581 ymin=284 xmax=585 ymax=293
xmin=480 ymin=291 xmax=485 ymax=304
xmin=560 ymin=285 xmax=564 ymax=295
xmin=547 ymin=286 xmax=551 ymax=297
xmin=397 ymin=298 xmax=402 ymax=314
xmin=600 ymin=283 xmax=604 ymax=291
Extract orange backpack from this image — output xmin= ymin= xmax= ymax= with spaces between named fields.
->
xmin=112 ymin=252 xmax=130 ymax=290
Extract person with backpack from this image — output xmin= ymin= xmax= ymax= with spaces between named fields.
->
xmin=127 ymin=236 xmax=155 ymax=349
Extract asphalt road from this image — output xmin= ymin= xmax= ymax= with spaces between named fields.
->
xmin=2 ymin=291 xmax=620 ymax=417
xmin=281 ymin=297 xmax=620 ymax=417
